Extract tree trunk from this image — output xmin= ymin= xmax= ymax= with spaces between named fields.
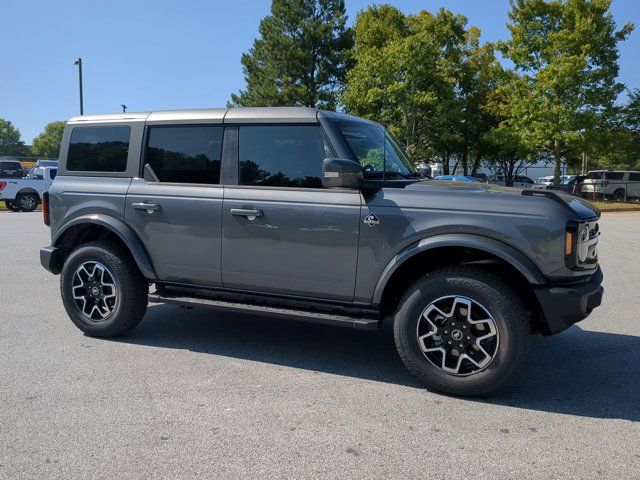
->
xmin=553 ymin=139 xmax=563 ymax=185
xmin=443 ymin=152 xmax=450 ymax=175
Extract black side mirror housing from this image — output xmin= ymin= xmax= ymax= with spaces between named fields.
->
xmin=322 ymin=158 xmax=363 ymax=189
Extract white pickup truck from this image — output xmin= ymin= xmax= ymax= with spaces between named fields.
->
xmin=0 ymin=166 xmax=57 ymax=212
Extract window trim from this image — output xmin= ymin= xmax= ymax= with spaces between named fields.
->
xmin=140 ymin=123 xmax=225 ymax=186
xmin=236 ymin=123 xmax=336 ymax=189
xmin=66 ymin=125 xmax=132 ymax=173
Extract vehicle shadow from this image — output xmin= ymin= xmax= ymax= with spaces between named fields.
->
xmin=116 ymin=304 xmax=640 ymax=422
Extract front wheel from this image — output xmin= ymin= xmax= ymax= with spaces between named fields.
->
xmin=394 ymin=267 xmax=530 ymax=396
xmin=60 ymin=241 xmax=148 ymax=337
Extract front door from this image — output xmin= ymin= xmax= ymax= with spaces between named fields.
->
xmin=125 ymin=124 xmax=224 ymax=286
xmin=221 ymin=125 xmax=361 ymax=301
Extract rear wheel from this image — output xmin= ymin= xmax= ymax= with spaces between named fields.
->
xmin=394 ymin=266 xmax=530 ymax=396
xmin=60 ymin=241 xmax=148 ymax=337
xmin=613 ymin=188 xmax=626 ymax=201
xmin=18 ymin=192 xmax=38 ymax=212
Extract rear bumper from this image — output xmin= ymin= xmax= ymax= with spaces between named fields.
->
xmin=40 ymin=246 xmax=63 ymax=274
xmin=534 ymin=267 xmax=604 ymax=335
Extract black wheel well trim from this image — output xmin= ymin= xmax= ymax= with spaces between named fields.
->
xmin=372 ymin=233 xmax=546 ymax=306
xmin=53 ymin=214 xmax=157 ymax=280
xmin=18 ymin=188 xmax=40 ymax=200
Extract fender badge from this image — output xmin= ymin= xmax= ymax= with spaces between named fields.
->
xmin=364 ymin=213 xmax=380 ymax=227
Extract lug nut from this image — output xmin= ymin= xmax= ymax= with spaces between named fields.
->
xmin=467 ymin=336 xmax=471 ymax=340
xmin=448 ymin=341 xmax=452 ymax=345
xmin=444 ymin=330 xmax=449 ymax=334
xmin=459 ymin=344 xmax=464 ymax=348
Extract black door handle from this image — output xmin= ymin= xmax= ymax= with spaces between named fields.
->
xmin=132 ymin=202 xmax=161 ymax=213
xmin=230 ymin=208 xmax=263 ymax=219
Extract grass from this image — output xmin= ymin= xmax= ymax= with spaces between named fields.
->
xmin=590 ymin=200 xmax=640 ymax=212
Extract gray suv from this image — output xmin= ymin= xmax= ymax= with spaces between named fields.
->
xmin=40 ymin=107 xmax=603 ymax=396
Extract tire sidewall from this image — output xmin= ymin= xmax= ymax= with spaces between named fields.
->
xmin=395 ymin=271 xmax=528 ymax=395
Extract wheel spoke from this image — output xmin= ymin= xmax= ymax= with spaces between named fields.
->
xmin=417 ymin=295 xmax=499 ymax=377
xmin=71 ymin=261 xmax=118 ymax=322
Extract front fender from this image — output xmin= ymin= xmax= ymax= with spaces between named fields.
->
xmin=53 ymin=214 xmax=157 ymax=279
xmin=372 ymin=233 xmax=546 ymax=305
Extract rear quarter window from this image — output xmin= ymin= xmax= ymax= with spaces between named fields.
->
xmin=67 ymin=126 xmax=131 ymax=172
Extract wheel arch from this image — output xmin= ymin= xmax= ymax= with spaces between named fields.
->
xmin=53 ymin=215 xmax=156 ymax=279
xmin=17 ymin=188 xmax=41 ymax=200
xmin=374 ymin=234 xmax=547 ymax=328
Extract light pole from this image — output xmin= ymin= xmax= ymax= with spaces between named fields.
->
xmin=73 ymin=58 xmax=84 ymax=115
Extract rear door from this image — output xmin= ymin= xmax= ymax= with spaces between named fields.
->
xmin=125 ymin=124 xmax=225 ymax=286
xmin=221 ymin=124 xmax=361 ymax=301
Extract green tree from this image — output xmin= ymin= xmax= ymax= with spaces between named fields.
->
xmin=0 ymin=119 xmax=26 ymax=156
xmin=499 ymin=0 xmax=633 ymax=184
xmin=342 ymin=5 xmax=501 ymax=175
xmin=31 ymin=121 xmax=65 ymax=158
xmin=230 ymin=0 xmax=352 ymax=109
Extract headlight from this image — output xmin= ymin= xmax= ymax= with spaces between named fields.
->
xmin=565 ymin=221 xmax=599 ymax=269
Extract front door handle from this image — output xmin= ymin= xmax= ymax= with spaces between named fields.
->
xmin=132 ymin=202 xmax=161 ymax=213
xmin=230 ymin=208 xmax=263 ymax=219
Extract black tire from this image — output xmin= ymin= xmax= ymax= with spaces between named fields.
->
xmin=394 ymin=266 xmax=530 ymax=397
xmin=613 ymin=188 xmax=625 ymax=202
xmin=5 ymin=201 xmax=20 ymax=212
xmin=60 ymin=241 xmax=148 ymax=337
xmin=17 ymin=192 xmax=38 ymax=212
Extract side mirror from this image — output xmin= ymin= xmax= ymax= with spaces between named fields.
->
xmin=322 ymin=158 xmax=363 ymax=189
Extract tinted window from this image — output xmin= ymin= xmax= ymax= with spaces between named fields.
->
xmin=606 ymin=172 xmax=624 ymax=181
xmin=145 ymin=126 xmax=222 ymax=184
xmin=629 ymin=172 xmax=640 ymax=182
xmin=586 ymin=171 xmax=603 ymax=180
xmin=239 ymin=126 xmax=331 ymax=188
xmin=67 ymin=126 xmax=130 ymax=172
xmin=50 ymin=169 xmax=57 ymax=180
xmin=0 ymin=161 xmax=21 ymax=169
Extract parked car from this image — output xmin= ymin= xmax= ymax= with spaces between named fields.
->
xmin=0 ymin=166 xmax=57 ymax=211
xmin=488 ymin=174 xmax=535 ymax=189
xmin=0 ymin=158 xmax=25 ymax=178
xmin=581 ymin=170 xmax=640 ymax=201
xmin=40 ymin=107 xmax=603 ymax=397
xmin=533 ymin=175 xmax=555 ymax=188
xmin=434 ymin=175 xmax=476 ymax=183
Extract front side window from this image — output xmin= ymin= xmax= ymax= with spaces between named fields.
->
xmin=606 ymin=172 xmax=624 ymax=181
xmin=145 ymin=126 xmax=223 ymax=184
xmin=239 ymin=125 xmax=331 ymax=188
xmin=67 ymin=126 xmax=130 ymax=172
xmin=333 ymin=121 xmax=416 ymax=179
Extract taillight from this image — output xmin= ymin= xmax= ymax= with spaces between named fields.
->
xmin=42 ymin=191 xmax=50 ymax=226
xmin=0 ymin=181 xmax=6 ymax=191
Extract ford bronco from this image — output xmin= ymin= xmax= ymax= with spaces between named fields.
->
xmin=40 ymin=107 xmax=603 ymax=396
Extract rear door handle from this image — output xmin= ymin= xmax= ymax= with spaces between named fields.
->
xmin=132 ymin=202 xmax=161 ymax=213
xmin=230 ymin=208 xmax=263 ymax=219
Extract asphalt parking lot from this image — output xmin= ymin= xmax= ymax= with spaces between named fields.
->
xmin=1 ymin=212 xmax=639 ymax=479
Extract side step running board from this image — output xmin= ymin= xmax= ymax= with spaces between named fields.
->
xmin=148 ymin=293 xmax=380 ymax=331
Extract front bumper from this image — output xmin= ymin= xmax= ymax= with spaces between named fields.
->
xmin=40 ymin=246 xmax=63 ymax=274
xmin=534 ymin=267 xmax=604 ymax=335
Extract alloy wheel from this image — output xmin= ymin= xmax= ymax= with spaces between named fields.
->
xmin=71 ymin=261 xmax=118 ymax=321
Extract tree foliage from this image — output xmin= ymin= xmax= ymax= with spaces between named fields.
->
xmin=230 ymin=0 xmax=352 ymax=109
xmin=342 ymin=5 xmax=502 ymax=175
xmin=0 ymin=119 xmax=27 ymax=156
xmin=497 ymin=0 xmax=634 ymax=182
xmin=31 ymin=121 xmax=65 ymax=158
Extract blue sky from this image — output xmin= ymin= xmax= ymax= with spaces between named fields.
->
xmin=2 ymin=0 xmax=638 ymax=143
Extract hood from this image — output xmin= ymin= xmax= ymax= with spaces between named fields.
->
xmin=384 ymin=180 xmax=600 ymax=220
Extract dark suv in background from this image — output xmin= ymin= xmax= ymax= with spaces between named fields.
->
xmin=40 ymin=107 xmax=603 ymax=396
xmin=0 ymin=158 xmax=24 ymax=178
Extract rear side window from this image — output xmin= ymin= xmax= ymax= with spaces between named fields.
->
xmin=238 ymin=125 xmax=331 ymax=188
xmin=629 ymin=172 xmax=640 ymax=182
xmin=606 ymin=172 xmax=624 ymax=181
xmin=67 ymin=126 xmax=130 ymax=172
xmin=144 ymin=125 xmax=223 ymax=184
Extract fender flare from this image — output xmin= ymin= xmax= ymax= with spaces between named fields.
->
xmin=17 ymin=188 xmax=41 ymax=200
xmin=372 ymin=233 xmax=546 ymax=305
xmin=53 ymin=214 xmax=157 ymax=279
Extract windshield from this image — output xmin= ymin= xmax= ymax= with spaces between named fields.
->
xmin=333 ymin=120 xmax=417 ymax=179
